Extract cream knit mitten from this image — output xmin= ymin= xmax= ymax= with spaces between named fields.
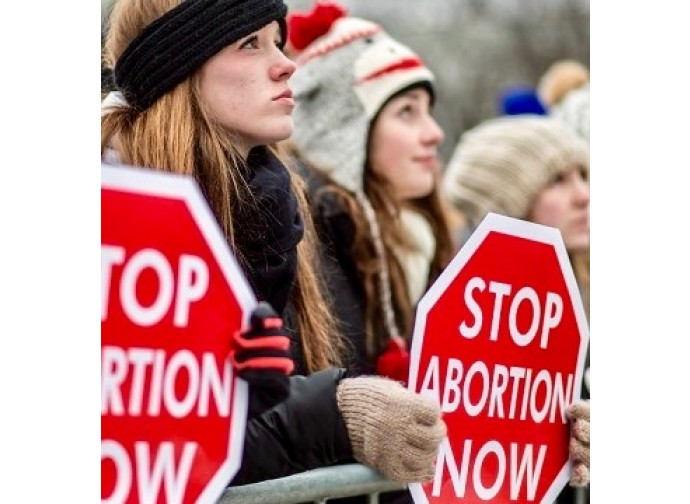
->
xmin=336 ymin=376 xmax=446 ymax=483
xmin=566 ymin=400 xmax=590 ymax=486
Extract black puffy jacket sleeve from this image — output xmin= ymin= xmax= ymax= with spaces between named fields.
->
xmin=229 ymin=367 xmax=355 ymax=486
xmin=310 ymin=190 xmax=373 ymax=376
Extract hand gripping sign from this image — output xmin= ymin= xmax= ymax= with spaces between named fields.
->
xmin=101 ymin=163 xmax=256 ymax=504
xmin=408 ymin=213 xmax=589 ymax=504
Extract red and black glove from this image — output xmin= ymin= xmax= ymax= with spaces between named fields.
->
xmin=229 ymin=301 xmax=295 ymax=418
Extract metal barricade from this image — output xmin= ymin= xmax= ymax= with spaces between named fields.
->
xmin=219 ymin=463 xmax=408 ymax=504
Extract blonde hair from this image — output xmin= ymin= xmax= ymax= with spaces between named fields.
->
xmin=538 ymin=59 xmax=589 ymax=108
xmin=102 ymin=0 xmax=344 ymax=372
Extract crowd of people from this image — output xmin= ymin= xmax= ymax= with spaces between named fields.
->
xmin=101 ymin=0 xmax=591 ymax=502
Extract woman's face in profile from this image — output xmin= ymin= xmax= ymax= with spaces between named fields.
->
xmin=198 ymin=21 xmax=296 ymax=155
xmin=368 ymin=87 xmax=444 ymax=202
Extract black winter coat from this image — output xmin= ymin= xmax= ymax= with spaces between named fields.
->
xmin=230 ymin=367 xmax=354 ymax=485
xmin=301 ymin=168 xmax=376 ymax=376
xmin=228 ymin=148 xmax=356 ymax=486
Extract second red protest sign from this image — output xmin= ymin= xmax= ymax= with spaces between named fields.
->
xmin=101 ymin=163 xmax=256 ymax=504
xmin=408 ymin=212 xmax=589 ymax=504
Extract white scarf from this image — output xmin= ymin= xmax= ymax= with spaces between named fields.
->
xmin=101 ymin=91 xmax=128 ymax=116
xmin=394 ymin=209 xmax=436 ymax=304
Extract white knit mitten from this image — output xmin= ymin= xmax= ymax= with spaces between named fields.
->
xmin=336 ymin=376 xmax=446 ymax=483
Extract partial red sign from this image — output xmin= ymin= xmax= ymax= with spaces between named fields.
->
xmin=408 ymin=213 xmax=589 ymax=504
xmin=101 ymin=163 xmax=255 ymax=504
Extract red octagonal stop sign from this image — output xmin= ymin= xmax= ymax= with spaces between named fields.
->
xmin=408 ymin=213 xmax=588 ymax=504
xmin=101 ymin=163 xmax=256 ymax=504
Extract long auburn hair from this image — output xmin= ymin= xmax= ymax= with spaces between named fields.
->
xmin=101 ymin=0 xmax=344 ymax=372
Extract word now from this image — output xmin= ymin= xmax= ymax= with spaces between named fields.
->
xmin=434 ymin=437 xmax=546 ymax=501
xmin=102 ymin=439 xmax=196 ymax=504
xmin=102 ymin=346 xmax=233 ymax=418
xmin=102 ymin=245 xmax=209 ymax=327
xmin=460 ymin=277 xmax=563 ymax=349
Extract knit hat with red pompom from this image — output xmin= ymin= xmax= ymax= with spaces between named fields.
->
xmin=288 ymin=1 xmax=435 ymax=194
xmin=288 ymin=1 xmax=436 ymax=342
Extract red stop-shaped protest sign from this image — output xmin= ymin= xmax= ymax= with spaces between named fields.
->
xmin=408 ymin=213 xmax=588 ymax=504
xmin=101 ymin=163 xmax=256 ymax=504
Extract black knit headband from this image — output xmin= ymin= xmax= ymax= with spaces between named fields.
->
xmin=113 ymin=0 xmax=288 ymax=111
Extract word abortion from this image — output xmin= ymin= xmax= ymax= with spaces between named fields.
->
xmin=420 ymin=356 xmax=574 ymax=424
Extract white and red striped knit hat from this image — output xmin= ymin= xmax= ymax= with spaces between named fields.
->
xmin=289 ymin=1 xmax=435 ymax=193
xmin=288 ymin=1 xmax=436 ymax=340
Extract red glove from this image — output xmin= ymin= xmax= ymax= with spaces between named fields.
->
xmin=229 ymin=301 xmax=294 ymax=417
xmin=375 ymin=336 xmax=410 ymax=386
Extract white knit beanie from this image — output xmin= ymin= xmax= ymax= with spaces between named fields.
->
xmin=289 ymin=3 xmax=436 ymax=339
xmin=551 ymin=83 xmax=590 ymax=143
xmin=538 ymin=59 xmax=590 ymax=143
xmin=442 ymin=115 xmax=590 ymax=228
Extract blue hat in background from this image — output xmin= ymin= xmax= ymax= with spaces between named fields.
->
xmin=499 ymin=86 xmax=547 ymax=116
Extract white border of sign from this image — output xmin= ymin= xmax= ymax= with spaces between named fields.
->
xmin=408 ymin=212 xmax=590 ymax=504
xmin=102 ymin=162 xmax=254 ymax=502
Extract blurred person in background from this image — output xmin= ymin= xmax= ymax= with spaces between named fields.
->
xmin=442 ymin=114 xmax=590 ymax=336
xmin=286 ymin=3 xmax=590 ymax=502
xmin=286 ymin=0 xmax=456 ymax=386
xmin=442 ymin=114 xmax=590 ymax=504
